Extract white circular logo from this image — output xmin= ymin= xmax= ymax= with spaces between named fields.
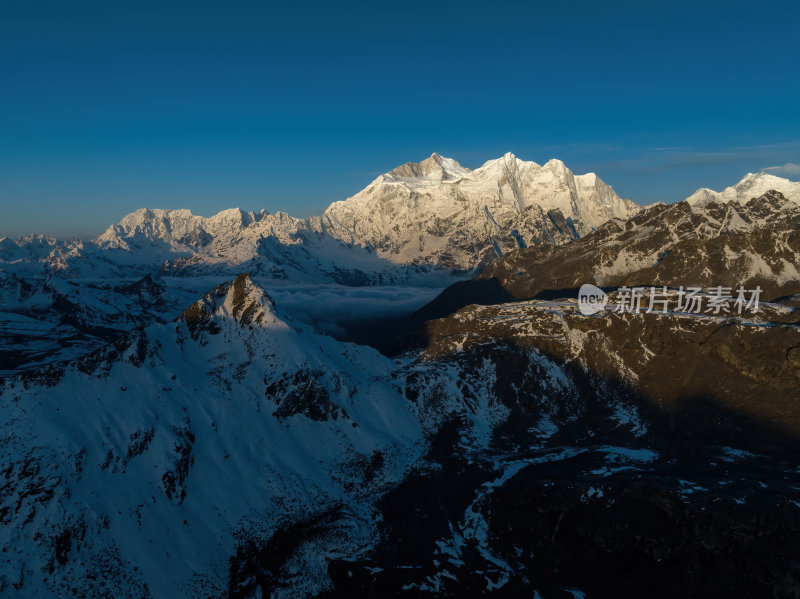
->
xmin=578 ymin=283 xmax=608 ymax=315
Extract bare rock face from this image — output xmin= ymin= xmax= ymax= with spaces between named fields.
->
xmin=424 ymin=298 xmax=800 ymax=434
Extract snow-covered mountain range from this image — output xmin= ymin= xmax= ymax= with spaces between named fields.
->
xmin=472 ymin=188 xmax=800 ymax=303
xmin=686 ymin=171 xmax=800 ymax=206
xmin=0 ymin=274 xmax=509 ymax=596
xmin=5 ymin=155 xmax=798 ymax=285
xmin=0 ymin=153 xmax=645 ymax=281
xmin=3 ymin=158 xmax=799 ymax=376
xmin=5 ymin=159 xmax=800 ymax=287
xmin=321 ymin=152 xmax=641 ymax=269
xmin=9 ymin=208 xmax=396 ymax=284
xmin=3 ymin=273 xmax=799 ymax=597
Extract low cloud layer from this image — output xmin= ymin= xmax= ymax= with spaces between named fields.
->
xmin=163 ymin=276 xmax=448 ymax=336
xmin=265 ymin=282 xmax=444 ymax=335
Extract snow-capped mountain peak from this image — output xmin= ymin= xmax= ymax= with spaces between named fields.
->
xmin=95 ymin=207 xmax=270 ymax=251
xmin=686 ymin=171 xmax=800 ymax=207
xmin=321 ymin=152 xmax=645 ymax=270
xmin=544 ymin=157 xmax=568 ymax=170
xmin=475 ymin=151 xmax=530 ymax=172
xmin=182 ymin=272 xmax=284 ymax=329
xmin=385 ymin=152 xmax=470 ymax=183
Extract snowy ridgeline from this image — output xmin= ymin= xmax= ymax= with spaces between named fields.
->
xmin=3 ymin=153 xmax=798 ymax=282
xmin=0 ymin=152 xmax=647 ymax=281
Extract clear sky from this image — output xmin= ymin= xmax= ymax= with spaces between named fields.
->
xmin=1 ymin=0 xmax=799 ymax=239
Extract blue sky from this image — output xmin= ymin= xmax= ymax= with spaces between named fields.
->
xmin=1 ymin=0 xmax=799 ymax=238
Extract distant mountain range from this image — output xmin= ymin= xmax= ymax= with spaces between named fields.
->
xmin=1 ymin=153 xmax=645 ymax=281
xmin=686 ymin=171 xmax=800 ymax=206
xmin=3 ymin=153 xmax=798 ymax=285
